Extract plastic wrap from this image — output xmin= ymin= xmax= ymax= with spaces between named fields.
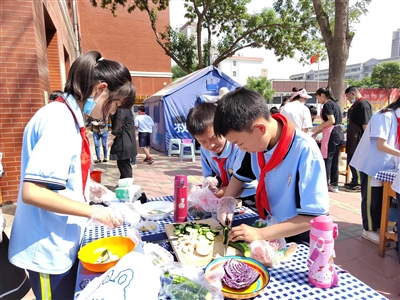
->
xmin=188 ymin=187 xmax=219 ymax=219
xmin=160 ymin=262 xmax=223 ymax=300
xmin=142 ymin=242 xmax=174 ymax=267
xmin=249 ymin=217 xmax=297 ymax=267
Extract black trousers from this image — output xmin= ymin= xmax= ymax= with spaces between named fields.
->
xmin=324 ymin=142 xmax=342 ymax=186
xmin=360 ymin=172 xmax=383 ymax=231
xmin=117 ymin=158 xmax=132 ymax=179
xmin=347 ymin=152 xmax=360 ymax=184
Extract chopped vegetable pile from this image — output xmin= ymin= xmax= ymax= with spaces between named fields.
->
xmin=222 ymin=258 xmax=260 ymax=289
xmin=173 ymin=222 xmax=219 ymax=254
xmin=95 ymin=249 xmax=119 ymax=264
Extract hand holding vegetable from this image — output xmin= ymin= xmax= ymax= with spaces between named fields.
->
xmin=217 ymin=197 xmax=237 ymax=225
xmin=90 ymin=206 xmax=123 ymax=229
xmin=229 ymin=223 xmax=263 ymax=243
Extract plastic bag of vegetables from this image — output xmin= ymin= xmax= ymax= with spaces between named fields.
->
xmin=249 ymin=217 xmax=297 ymax=268
xmin=188 ymin=187 xmax=219 ymax=219
xmin=160 ymin=262 xmax=224 ymax=300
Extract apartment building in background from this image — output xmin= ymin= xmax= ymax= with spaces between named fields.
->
xmin=391 ymin=28 xmax=400 ymax=58
xmin=218 ymin=54 xmax=264 ymax=85
xmin=0 ymin=0 xmax=171 ymax=204
xmin=289 ymin=57 xmax=400 ymax=83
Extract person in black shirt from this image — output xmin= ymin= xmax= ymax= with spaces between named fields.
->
xmin=313 ymin=87 xmax=345 ymax=193
xmin=344 ymin=86 xmax=372 ymax=191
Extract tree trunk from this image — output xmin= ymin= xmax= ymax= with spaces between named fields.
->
xmin=328 ymin=0 xmax=351 ymax=108
xmin=313 ymin=0 xmax=353 ymax=110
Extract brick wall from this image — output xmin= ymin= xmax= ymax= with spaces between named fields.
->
xmin=78 ymin=1 xmax=172 ymax=96
xmin=0 ymin=0 xmax=77 ymax=203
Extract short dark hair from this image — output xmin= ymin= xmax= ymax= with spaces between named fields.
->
xmin=270 ymin=106 xmax=279 ymax=114
xmin=49 ymin=90 xmax=63 ymax=101
xmin=344 ymin=86 xmax=359 ymax=94
xmin=186 ymin=103 xmax=216 ymax=136
xmin=308 ymin=105 xmax=318 ymax=117
xmin=214 ymin=87 xmax=270 ymax=137
xmin=138 ymin=105 xmax=145 ymax=112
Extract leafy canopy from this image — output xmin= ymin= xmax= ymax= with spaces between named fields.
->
xmin=371 ymin=62 xmax=400 ymax=88
xmin=90 ymin=0 xmax=324 ymax=73
xmin=245 ymin=76 xmax=275 ymax=102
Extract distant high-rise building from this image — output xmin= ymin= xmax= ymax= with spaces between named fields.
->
xmin=391 ymin=28 xmax=400 ymax=58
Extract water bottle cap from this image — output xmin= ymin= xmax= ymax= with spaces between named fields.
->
xmin=174 ymin=175 xmax=187 ymax=182
xmin=310 ymin=215 xmax=335 ymax=231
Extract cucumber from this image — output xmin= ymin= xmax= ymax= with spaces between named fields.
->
xmin=164 ymin=273 xmax=212 ymax=300
xmin=215 ymin=225 xmax=223 ymax=230
xmin=210 ymin=229 xmax=219 ymax=236
xmin=223 ymin=227 xmax=229 ymax=244
xmin=205 ymin=232 xmax=214 ymax=241
xmin=174 ymin=229 xmax=182 ymax=235
xmin=228 ymin=241 xmax=251 ymax=257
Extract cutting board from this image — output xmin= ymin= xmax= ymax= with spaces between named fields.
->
xmin=164 ymin=218 xmax=242 ymax=267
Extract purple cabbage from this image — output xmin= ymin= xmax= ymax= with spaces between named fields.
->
xmin=222 ymin=258 xmax=260 ymax=289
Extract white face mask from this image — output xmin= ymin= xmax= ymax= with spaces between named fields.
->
xmin=351 ymin=98 xmax=356 ymax=104
xmin=83 ymin=89 xmax=106 ymax=116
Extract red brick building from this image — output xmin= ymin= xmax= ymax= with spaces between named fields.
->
xmin=0 ymin=0 xmax=171 ymax=203
xmin=78 ymin=2 xmax=172 ymax=99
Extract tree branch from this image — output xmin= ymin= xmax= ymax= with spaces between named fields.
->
xmin=312 ymin=0 xmax=333 ymax=49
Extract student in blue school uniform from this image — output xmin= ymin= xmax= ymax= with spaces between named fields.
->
xmin=350 ymin=95 xmax=400 ymax=244
xmin=186 ymin=102 xmax=257 ymax=205
xmin=213 ymin=87 xmax=329 ymax=244
xmin=8 ymin=51 xmax=136 ymax=299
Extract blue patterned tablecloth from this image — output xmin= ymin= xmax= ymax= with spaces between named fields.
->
xmin=81 ymin=195 xmax=259 ymax=246
xmin=373 ymin=170 xmax=397 ymax=183
xmin=75 ymin=195 xmax=388 ymax=300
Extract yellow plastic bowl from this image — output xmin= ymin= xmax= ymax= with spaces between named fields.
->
xmin=78 ymin=236 xmax=135 ymax=273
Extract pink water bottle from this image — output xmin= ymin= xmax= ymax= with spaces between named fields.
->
xmin=173 ymin=175 xmax=188 ymax=223
xmin=308 ymin=215 xmax=339 ymax=288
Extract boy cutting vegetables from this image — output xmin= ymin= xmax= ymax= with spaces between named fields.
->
xmin=214 ymin=88 xmax=329 ymax=245
xmin=186 ymin=102 xmax=257 ymax=207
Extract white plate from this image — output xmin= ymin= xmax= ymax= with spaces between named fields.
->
xmin=140 ymin=201 xmax=174 ymax=220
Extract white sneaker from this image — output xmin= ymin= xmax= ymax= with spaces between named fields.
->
xmin=362 ymin=230 xmax=380 ymax=244
xmin=328 ymin=185 xmax=339 ymax=193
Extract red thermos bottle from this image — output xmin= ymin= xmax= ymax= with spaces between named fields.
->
xmin=174 ymin=175 xmax=188 ymax=223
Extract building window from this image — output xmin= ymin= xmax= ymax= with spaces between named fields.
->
xmin=233 ymin=71 xmax=237 ymax=77
xmin=233 ymin=61 xmax=236 ymax=67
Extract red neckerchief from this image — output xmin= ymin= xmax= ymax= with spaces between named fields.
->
xmin=212 ymin=157 xmax=228 ymax=186
xmin=54 ymin=96 xmax=91 ymax=202
xmin=256 ymin=114 xmax=295 ymax=219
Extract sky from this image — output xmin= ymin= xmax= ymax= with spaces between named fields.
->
xmin=169 ymin=0 xmax=400 ymax=79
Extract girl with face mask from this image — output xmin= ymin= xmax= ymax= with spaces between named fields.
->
xmin=8 ymin=51 xmax=136 ymax=299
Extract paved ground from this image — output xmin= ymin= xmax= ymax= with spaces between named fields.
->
xmin=2 ymin=136 xmax=399 ymax=299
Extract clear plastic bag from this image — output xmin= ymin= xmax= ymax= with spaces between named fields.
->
xmin=249 ymin=216 xmax=297 ymax=267
xmin=143 ymin=242 xmax=174 ymax=267
xmin=188 ymin=187 xmax=219 ymax=219
xmin=160 ymin=262 xmax=223 ymax=300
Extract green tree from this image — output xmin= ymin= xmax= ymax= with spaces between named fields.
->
xmin=90 ymin=0 xmax=324 ymax=73
xmin=245 ymin=76 xmax=275 ymax=102
xmin=347 ymin=76 xmax=378 ymax=88
xmin=276 ymin=0 xmax=371 ymax=107
xmin=172 ymin=65 xmax=188 ymax=81
xmin=371 ymin=62 xmax=400 ymax=105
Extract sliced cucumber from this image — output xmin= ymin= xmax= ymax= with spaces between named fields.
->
xmin=205 ymin=232 xmax=215 ymax=241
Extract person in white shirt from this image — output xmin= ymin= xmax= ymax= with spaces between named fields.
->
xmin=134 ymin=105 xmax=155 ymax=164
xmin=351 ymin=95 xmax=400 ymax=244
xmin=281 ymin=88 xmax=313 ymax=132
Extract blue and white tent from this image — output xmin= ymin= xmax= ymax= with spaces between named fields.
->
xmin=142 ymin=66 xmax=241 ymax=154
